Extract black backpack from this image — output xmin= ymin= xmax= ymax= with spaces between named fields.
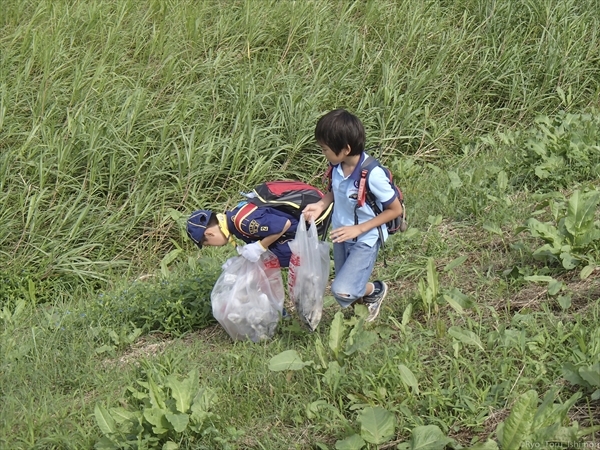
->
xmin=233 ymin=181 xmax=333 ymax=239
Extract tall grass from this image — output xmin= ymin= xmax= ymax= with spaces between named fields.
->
xmin=2 ymin=0 xmax=599 ymax=283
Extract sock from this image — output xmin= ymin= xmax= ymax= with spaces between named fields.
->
xmin=370 ymin=281 xmax=382 ymax=296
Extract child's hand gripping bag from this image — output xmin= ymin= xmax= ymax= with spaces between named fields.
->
xmin=211 ymin=250 xmax=284 ymax=342
xmin=288 ymin=215 xmax=330 ymax=331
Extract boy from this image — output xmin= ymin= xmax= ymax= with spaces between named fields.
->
xmin=303 ymin=109 xmax=403 ymax=322
xmin=186 ymin=205 xmax=297 ymax=267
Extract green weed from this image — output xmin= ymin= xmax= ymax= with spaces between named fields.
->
xmin=95 ymin=361 xmax=240 ymax=449
xmin=2 ymin=0 xmax=600 ymax=448
xmin=87 ymin=260 xmax=221 ymax=340
xmin=517 ymin=189 xmax=600 ymax=276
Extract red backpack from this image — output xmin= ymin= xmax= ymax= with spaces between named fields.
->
xmin=233 ymin=181 xmax=333 ymax=239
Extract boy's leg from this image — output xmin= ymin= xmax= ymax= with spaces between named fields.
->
xmin=331 ymin=241 xmax=379 ymax=309
xmin=363 ymin=280 xmax=389 ymax=322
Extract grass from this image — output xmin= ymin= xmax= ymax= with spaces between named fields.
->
xmin=1 ymin=0 xmax=600 ymax=448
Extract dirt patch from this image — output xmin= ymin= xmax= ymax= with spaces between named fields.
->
xmin=504 ymin=283 xmax=549 ymax=311
xmin=502 ymin=270 xmax=600 ymax=314
xmin=569 ymin=399 xmax=600 ymax=443
xmin=115 ymin=335 xmax=173 ymax=366
xmin=100 ymin=324 xmax=233 ymax=368
xmin=182 ymin=324 xmax=234 ymax=350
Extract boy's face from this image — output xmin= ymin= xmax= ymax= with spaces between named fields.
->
xmin=202 ymin=224 xmax=229 ymax=247
xmin=318 ymin=143 xmax=351 ymax=165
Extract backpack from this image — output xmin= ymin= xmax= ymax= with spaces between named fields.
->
xmin=324 ymin=153 xmax=407 ymax=244
xmin=233 ymin=180 xmax=334 ymax=240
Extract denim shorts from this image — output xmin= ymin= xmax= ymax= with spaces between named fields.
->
xmin=331 ymin=240 xmax=380 ymax=308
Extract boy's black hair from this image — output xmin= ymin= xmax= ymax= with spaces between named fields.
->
xmin=315 ymin=109 xmax=365 ymax=156
xmin=207 ymin=213 xmax=219 ymax=227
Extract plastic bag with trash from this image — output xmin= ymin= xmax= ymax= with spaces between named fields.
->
xmin=288 ymin=215 xmax=330 ymax=331
xmin=211 ymin=251 xmax=284 ymax=342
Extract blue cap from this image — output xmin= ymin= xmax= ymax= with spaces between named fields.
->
xmin=186 ymin=210 xmax=213 ymax=248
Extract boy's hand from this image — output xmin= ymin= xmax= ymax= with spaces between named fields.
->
xmin=302 ymin=203 xmax=324 ymax=222
xmin=237 ymin=242 xmax=266 ymax=262
xmin=330 ymin=225 xmax=363 ymax=243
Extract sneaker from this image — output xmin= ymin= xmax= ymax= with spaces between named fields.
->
xmin=363 ymin=281 xmax=388 ymax=322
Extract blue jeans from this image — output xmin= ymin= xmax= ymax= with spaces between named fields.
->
xmin=331 ymin=240 xmax=380 ymax=308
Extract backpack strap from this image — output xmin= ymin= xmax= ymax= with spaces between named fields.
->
xmin=361 ymin=155 xmax=404 ymax=212
xmin=232 ymin=203 xmax=258 ymax=237
xmin=356 ymin=156 xmax=378 ymax=208
xmin=354 ymin=155 xmax=387 ymax=252
xmin=361 ymin=156 xmax=388 ymax=213
xmin=323 ymin=163 xmax=334 ymax=192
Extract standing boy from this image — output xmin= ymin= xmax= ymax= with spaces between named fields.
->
xmin=303 ymin=109 xmax=403 ymax=322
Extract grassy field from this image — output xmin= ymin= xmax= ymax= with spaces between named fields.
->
xmin=1 ymin=0 xmax=599 ymax=449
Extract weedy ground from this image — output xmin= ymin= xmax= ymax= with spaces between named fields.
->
xmin=1 ymin=0 xmax=600 ymax=449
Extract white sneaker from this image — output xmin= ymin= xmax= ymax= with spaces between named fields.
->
xmin=364 ymin=281 xmax=388 ymax=322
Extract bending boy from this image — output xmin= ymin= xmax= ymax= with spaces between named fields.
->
xmin=303 ymin=109 xmax=403 ymax=322
xmin=186 ymin=206 xmax=297 ymax=267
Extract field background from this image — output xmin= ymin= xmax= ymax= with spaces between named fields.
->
xmin=1 ymin=0 xmax=599 ymax=449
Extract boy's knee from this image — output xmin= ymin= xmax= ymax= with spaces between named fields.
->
xmin=332 ymin=291 xmax=360 ymax=310
xmin=331 ymin=280 xmax=360 ymax=303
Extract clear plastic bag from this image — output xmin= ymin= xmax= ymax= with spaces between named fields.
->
xmin=211 ymin=251 xmax=284 ymax=342
xmin=288 ymin=215 xmax=330 ymax=331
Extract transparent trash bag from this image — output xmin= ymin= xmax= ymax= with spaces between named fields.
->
xmin=211 ymin=251 xmax=284 ymax=342
xmin=288 ymin=215 xmax=330 ymax=331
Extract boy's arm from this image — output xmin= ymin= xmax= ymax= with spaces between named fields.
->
xmin=257 ymin=220 xmax=291 ymax=249
xmin=330 ymin=165 xmax=402 ymax=243
xmin=238 ymin=218 xmax=292 ymax=262
xmin=302 ymin=191 xmax=334 ymax=222
xmin=330 ymin=198 xmax=402 ymax=243
xmin=357 ymin=198 xmax=403 ymax=233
